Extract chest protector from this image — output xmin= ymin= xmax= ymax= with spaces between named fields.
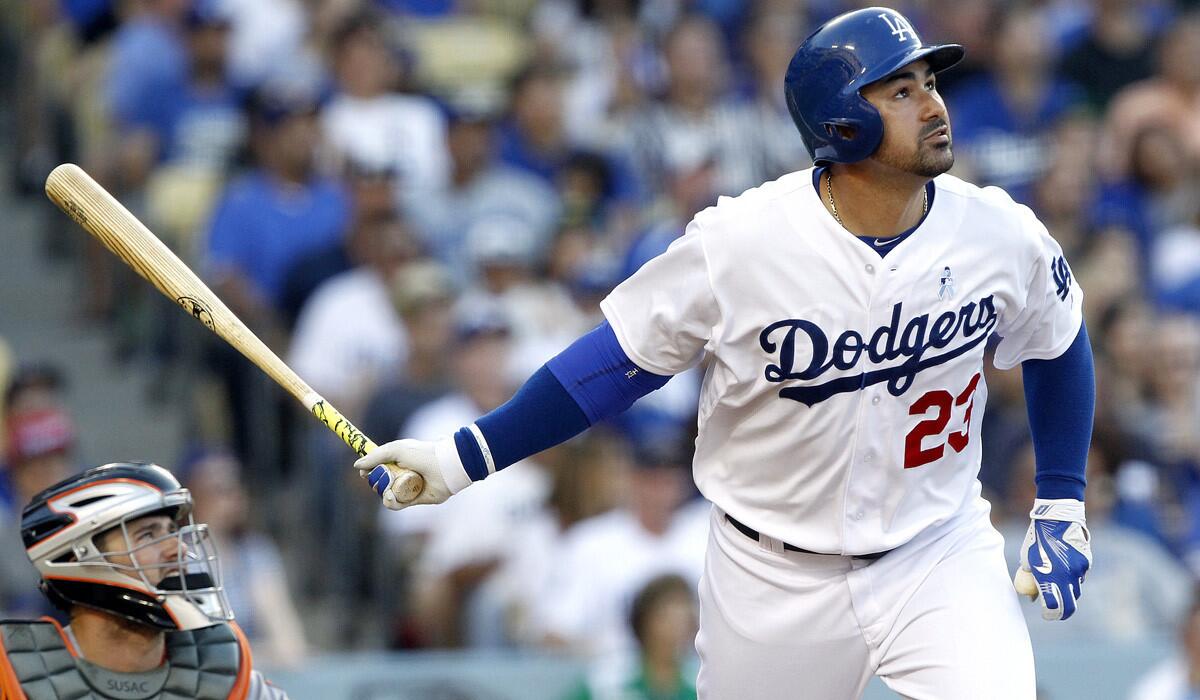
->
xmin=0 ymin=619 xmax=251 ymax=700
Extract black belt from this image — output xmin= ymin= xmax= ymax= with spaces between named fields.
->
xmin=724 ymin=514 xmax=890 ymax=561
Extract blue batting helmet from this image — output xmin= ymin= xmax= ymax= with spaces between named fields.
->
xmin=785 ymin=7 xmax=964 ymax=165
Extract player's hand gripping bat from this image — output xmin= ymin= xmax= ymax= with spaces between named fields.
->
xmin=45 ymin=163 xmax=423 ymax=506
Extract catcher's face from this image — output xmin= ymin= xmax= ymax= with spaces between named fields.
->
xmin=862 ymin=59 xmax=954 ymax=178
xmin=97 ymin=514 xmax=186 ymax=588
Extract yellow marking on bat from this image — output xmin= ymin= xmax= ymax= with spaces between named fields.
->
xmin=310 ymin=400 xmax=377 ymax=456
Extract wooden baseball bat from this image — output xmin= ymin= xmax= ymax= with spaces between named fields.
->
xmin=45 ymin=163 xmax=423 ymax=503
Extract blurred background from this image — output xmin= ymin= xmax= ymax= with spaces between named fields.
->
xmin=1 ymin=0 xmax=1199 ymax=698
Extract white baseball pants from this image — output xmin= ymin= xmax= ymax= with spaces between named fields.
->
xmin=695 ymin=501 xmax=1035 ymax=699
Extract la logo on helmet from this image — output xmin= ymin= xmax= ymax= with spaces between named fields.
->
xmin=879 ymin=12 xmax=917 ymax=43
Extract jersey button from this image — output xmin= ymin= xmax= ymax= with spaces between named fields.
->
xmin=864 ymin=451 xmax=874 ymax=462
xmin=854 ymin=511 xmax=865 ymax=521
xmin=871 ymin=395 xmax=881 ymax=405
xmin=865 ymin=263 xmax=875 ymax=274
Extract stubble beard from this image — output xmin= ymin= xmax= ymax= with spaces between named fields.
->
xmin=874 ymin=138 xmax=954 ymax=178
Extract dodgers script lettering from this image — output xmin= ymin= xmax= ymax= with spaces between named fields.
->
xmin=759 ymin=296 xmax=998 ymax=406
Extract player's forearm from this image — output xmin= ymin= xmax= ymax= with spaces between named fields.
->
xmin=1021 ymin=321 xmax=1094 ymax=500
xmin=452 ymin=322 xmax=669 ymax=482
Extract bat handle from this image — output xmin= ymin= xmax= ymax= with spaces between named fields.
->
xmin=307 ymin=396 xmax=425 ymax=503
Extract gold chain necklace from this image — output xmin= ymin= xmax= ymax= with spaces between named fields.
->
xmin=826 ymin=171 xmax=927 ymax=228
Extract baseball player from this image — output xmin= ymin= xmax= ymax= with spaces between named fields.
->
xmin=357 ymin=7 xmax=1095 ymax=698
xmin=0 ymin=463 xmax=288 ymax=699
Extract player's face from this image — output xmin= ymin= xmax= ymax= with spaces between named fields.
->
xmin=862 ymin=59 xmax=954 ymax=177
xmin=98 ymin=514 xmax=185 ymax=588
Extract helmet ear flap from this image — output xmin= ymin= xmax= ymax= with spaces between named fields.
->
xmin=822 ymin=120 xmax=857 ymax=142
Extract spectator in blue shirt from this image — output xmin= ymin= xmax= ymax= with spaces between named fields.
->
xmin=106 ymin=0 xmax=189 ymax=186
xmin=947 ymin=6 xmax=1085 ymax=205
xmin=204 ymin=83 xmax=350 ymax=330
xmin=108 ymin=0 xmax=247 ymax=190
xmin=161 ymin=4 xmax=247 ymax=169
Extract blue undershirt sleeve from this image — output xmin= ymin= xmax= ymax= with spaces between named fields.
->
xmin=1022 ymin=322 xmax=1094 ymax=501
xmin=453 ymin=322 xmax=671 ymax=481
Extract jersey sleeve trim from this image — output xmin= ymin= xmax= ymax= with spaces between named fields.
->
xmin=992 ymin=311 xmax=1082 ymax=371
xmin=598 ymin=298 xmax=678 ymax=376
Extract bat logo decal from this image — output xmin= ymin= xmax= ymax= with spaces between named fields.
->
xmin=176 ymin=296 xmax=215 ymax=330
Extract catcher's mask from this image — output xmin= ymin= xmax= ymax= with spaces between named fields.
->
xmin=21 ymin=462 xmax=234 ymax=630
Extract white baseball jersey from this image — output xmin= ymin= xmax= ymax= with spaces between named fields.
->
xmin=600 ymin=168 xmax=1082 ymax=555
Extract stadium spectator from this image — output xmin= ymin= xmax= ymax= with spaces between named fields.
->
xmin=568 ymin=574 xmax=699 ymax=700
xmin=1058 ymin=0 xmax=1159 ymax=111
xmin=0 ymin=405 xmax=78 ymax=619
xmin=106 ymin=0 xmax=190 ymax=188
xmin=532 ymin=440 xmax=708 ymax=691
xmin=459 ymin=214 xmax=592 ymax=382
xmin=321 ymin=13 xmax=450 ymax=210
xmin=376 ymin=308 xmax=554 ymax=646
xmin=278 ymin=160 xmax=407 ymax=326
xmin=181 ymin=450 xmax=308 ymax=667
xmin=531 ymin=0 xmax=656 ymax=147
xmin=947 ymin=5 xmax=1085 ymax=204
xmin=1099 ymin=12 xmax=1200 ymax=180
xmin=2 ymin=363 xmax=66 ymax=418
xmin=286 ymin=212 xmax=421 ymax=421
xmin=218 ymin=0 xmax=316 ymax=90
xmin=204 ymin=81 xmax=350 ymax=325
xmin=1129 ymin=588 xmax=1200 ymax=700
xmin=361 ymin=261 xmax=459 ymax=452
xmin=618 ymin=15 xmax=758 ymax=199
xmin=1095 ymin=122 xmax=1198 ymax=261
xmin=1153 ymin=207 xmax=1200 ymax=313
xmin=732 ymin=8 xmax=812 ymax=186
xmin=407 ymin=91 xmax=560 ymax=282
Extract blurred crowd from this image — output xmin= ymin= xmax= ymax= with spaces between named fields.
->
xmin=3 ymin=0 xmax=1200 ymax=697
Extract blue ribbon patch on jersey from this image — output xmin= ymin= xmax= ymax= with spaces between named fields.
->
xmin=759 ymin=295 xmax=998 ymax=406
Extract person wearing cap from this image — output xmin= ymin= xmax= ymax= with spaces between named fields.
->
xmin=204 ymin=79 xmax=350 ymax=324
xmin=406 ymin=88 xmax=560 ymax=283
xmin=361 ymin=261 xmax=459 ymax=445
xmin=378 ymin=307 xmax=557 ymax=647
xmin=0 ymin=406 xmax=79 ymax=620
xmin=0 ymin=462 xmax=288 ymax=699
xmin=459 ymin=214 xmax=592 ymax=384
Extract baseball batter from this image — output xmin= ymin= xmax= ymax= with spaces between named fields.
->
xmin=357 ymin=7 xmax=1095 ymax=699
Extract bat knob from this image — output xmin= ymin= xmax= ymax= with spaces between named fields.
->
xmin=388 ymin=467 xmax=425 ymax=504
xmin=1013 ymin=567 xmax=1039 ymax=600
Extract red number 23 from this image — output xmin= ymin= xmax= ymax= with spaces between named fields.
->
xmin=903 ymin=372 xmax=982 ymax=469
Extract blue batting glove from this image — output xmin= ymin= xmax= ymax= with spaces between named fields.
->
xmin=1017 ymin=499 xmax=1092 ymax=621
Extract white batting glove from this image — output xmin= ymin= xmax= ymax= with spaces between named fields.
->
xmin=353 ymin=437 xmax=472 ymax=510
xmin=1014 ymin=498 xmax=1092 ymax=621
